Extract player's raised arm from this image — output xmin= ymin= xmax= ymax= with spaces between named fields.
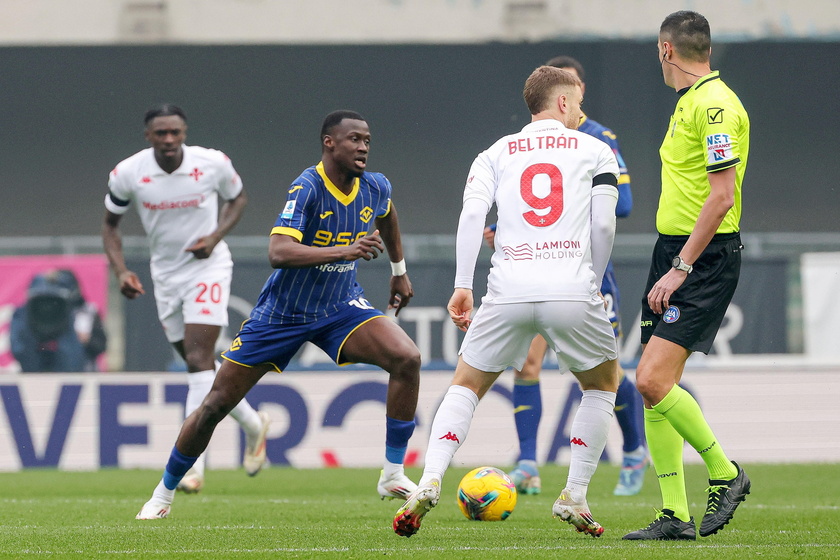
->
xmin=268 ymin=229 xmax=384 ymax=269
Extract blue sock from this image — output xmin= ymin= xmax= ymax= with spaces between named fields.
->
xmin=614 ymin=374 xmax=645 ymax=453
xmin=385 ymin=417 xmax=415 ymax=464
xmin=513 ymin=381 xmax=542 ymax=462
xmin=161 ymin=446 xmax=199 ymax=490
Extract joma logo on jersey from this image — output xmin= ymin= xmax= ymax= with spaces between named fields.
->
xmin=312 ymin=230 xmax=368 ymax=247
xmin=359 ymin=206 xmax=374 ymax=223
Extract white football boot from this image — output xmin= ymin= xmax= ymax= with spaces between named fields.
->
xmin=243 ymin=411 xmax=271 ymax=476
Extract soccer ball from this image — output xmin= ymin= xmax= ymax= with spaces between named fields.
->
xmin=456 ymin=466 xmax=517 ymax=521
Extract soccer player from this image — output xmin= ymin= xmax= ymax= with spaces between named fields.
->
xmin=102 ymin=105 xmax=270 ymax=493
xmin=623 ymin=11 xmax=751 ymax=541
xmin=485 ymin=55 xmax=648 ymax=498
xmin=136 ymin=110 xmax=421 ymax=520
xmin=394 ymin=66 xmax=620 ymax=538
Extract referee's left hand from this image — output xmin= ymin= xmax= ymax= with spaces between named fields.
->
xmin=647 ymin=268 xmax=688 ymax=314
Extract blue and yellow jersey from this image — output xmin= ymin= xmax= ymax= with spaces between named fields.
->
xmin=251 ymin=162 xmax=393 ymax=324
xmin=578 ymin=114 xmax=632 ymax=217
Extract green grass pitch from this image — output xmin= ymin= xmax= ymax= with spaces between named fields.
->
xmin=0 ymin=463 xmax=837 ymax=559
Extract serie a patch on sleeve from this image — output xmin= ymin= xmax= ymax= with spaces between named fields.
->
xmin=281 ymin=199 xmax=296 ymax=219
xmin=705 ymin=133 xmax=733 ymax=165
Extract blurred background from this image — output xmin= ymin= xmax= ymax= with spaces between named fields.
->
xmin=0 ymin=1 xmax=838 ymax=469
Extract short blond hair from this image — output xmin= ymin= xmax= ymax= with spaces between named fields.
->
xmin=523 ymin=66 xmax=581 ymax=115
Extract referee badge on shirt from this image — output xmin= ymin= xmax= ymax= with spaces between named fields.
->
xmin=663 ymin=306 xmax=681 ymax=324
xmin=707 ymin=107 xmax=724 ymax=124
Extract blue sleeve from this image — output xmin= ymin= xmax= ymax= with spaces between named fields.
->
xmin=373 ymin=173 xmax=393 ymax=217
xmin=608 ymin=136 xmax=633 ymax=218
xmin=615 ymin=182 xmax=633 ymax=218
xmin=274 ymin=182 xmax=315 ymax=230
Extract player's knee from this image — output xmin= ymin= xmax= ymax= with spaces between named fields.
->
xmin=633 ymin=367 xmax=659 ymax=403
xmin=401 ymin=346 xmax=422 ymax=373
xmin=517 ymin=362 xmax=541 ymax=380
xmin=183 ymin=347 xmax=214 ymax=372
xmin=389 ymin=345 xmax=421 ymax=379
xmin=196 ymin=390 xmax=235 ymax=426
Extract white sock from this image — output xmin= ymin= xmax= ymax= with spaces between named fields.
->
xmin=419 ymin=385 xmax=479 ymax=486
xmin=186 ymin=369 xmax=215 ymax=416
xmin=152 ymin=478 xmax=176 ymax=505
xmin=185 ymin=370 xmax=216 ymax=477
xmin=383 ymin=460 xmax=404 ymax=480
xmin=565 ymin=389 xmax=616 ymax=500
xmin=229 ymin=398 xmax=262 ymax=437
xmin=215 ymin=360 xmax=263 ymax=437
xmin=191 ymin=454 xmax=206 ymax=477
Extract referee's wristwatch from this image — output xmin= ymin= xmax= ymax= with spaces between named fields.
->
xmin=672 ymin=255 xmax=693 ymax=274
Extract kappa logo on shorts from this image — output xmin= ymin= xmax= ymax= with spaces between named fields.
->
xmin=663 ymin=306 xmax=681 ymax=323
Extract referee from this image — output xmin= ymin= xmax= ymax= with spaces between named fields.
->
xmin=623 ymin=11 xmax=751 ymax=541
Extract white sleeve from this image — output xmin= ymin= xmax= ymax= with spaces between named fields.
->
xmin=595 ymin=142 xmax=620 ymax=180
xmin=214 ymin=151 xmax=244 ymax=200
xmin=462 ymin=151 xmax=495 ymax=207
xmin=454 ymin=197 xmax=492 ymax=289
xmin=105 ymin=165 xmax=131 ymax=215
xmin=590 ymin=184 xmax=618 ymax=290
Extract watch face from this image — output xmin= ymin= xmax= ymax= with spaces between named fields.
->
xmin=673 ymin=257 xmax=681 ymax=267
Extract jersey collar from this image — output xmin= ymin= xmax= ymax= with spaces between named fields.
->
xmin=679 ymin=70 xmax=720 ymax=97
xmin=316 ymin=161 xmax=359 ymax=205
xmin=578 ymin=112 xmax=588 ymax=127
xmin=521 ymin=118 xmax=568 ymax=133
xmin=147 ymin=145 xmax=193 ymax=175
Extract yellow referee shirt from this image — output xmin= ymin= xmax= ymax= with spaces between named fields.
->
xmin=657 ymin=71 xmax=750 ymax=235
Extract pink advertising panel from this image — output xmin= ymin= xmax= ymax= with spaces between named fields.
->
xmin=0 ymin=255 xmax=109 ymax=372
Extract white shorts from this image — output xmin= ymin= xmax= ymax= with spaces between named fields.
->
xmin=459 ymin=299 xmax=617 ymax=373
xmin=152 ymin=259 xmax=232 ymax=343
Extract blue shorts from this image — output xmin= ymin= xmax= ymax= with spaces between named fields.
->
xmin=601 ymin=260 xmax=621 ymax=337
xmin=221 ymin=300 xmax=385 ymax=372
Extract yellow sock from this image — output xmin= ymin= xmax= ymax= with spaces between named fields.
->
xmin=653 ymin=385 xmax=738 ymax=481
xmin=644 ymin=406 xmax=690 ymax=521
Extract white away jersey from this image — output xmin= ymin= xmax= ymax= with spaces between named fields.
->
xmin=105 ymin=145 xmax=242 ymax=279
xmin=465 ymin=119 xmax=618 ymax=303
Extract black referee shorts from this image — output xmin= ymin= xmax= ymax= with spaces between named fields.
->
xmin=640 ymin=232 xmax=742 ymax=354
